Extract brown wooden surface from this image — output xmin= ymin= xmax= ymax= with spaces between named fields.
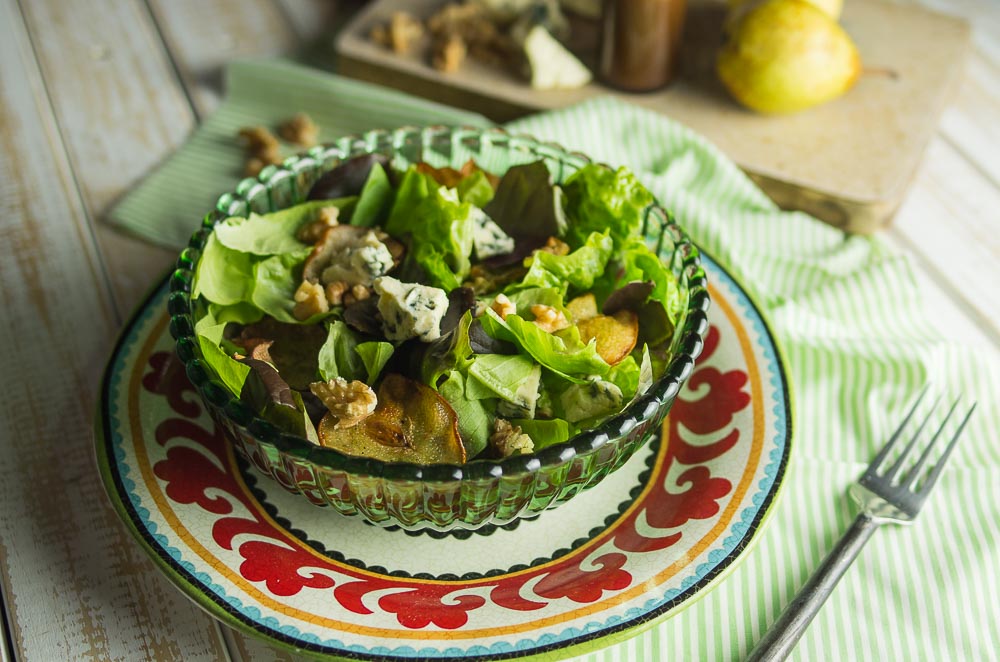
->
xmin=336 ymin=0 xmax=971 ymax=234
xmin=0 ymin=0 xmax=997 ymax=659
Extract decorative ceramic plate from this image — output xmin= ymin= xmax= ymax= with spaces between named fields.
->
xmin=96 ymin=254 xmax=792 ymax=660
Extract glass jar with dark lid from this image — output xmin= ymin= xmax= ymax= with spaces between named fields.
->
xmin=599 ymin=0 xmax=687 ymax=92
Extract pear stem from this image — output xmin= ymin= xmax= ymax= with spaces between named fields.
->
xmin=861 ymin=66 xmax=900 ymax=80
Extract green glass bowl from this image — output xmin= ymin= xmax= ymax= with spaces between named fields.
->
xmin=167 ymin=126 xmax=709 ymax=532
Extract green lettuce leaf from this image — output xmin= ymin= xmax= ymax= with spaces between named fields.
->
xmin=192 ymin=233 xmax=255 ymax=306
xmin=510 ymin=418 xmax=577 ymax=451
xmin=251 ymin=253 xmax=302 ymax=323
xmin=621 ymin=238 xmax=683 ymax=321
xmin=439 ymin=371 xmax=492 ymax=458
xmin=355 ymin=341 xmax=394 ymax=383
xmin=456 ymin=170 xmax=495 ymax=207
xmin=196 ymin=329 xmax=250 ymax=397
xmin=208 ymin=301 xmax=264 ymax=326
xmin=605 ymin=354 xmax=640 ymax=401
xmin=479 ymin=308 xmax=610 ymax=381
xmin=517 ymin=230 xmax=613 ymax=292
xmin=505 ymin=287 xmax=569 ymax=318
xmin=213 ymin=199 xmax=353 ymax=256
xmin=262 ymin=390 xmax=319 ymax=444
xmin=317 ymin=321 xmax=364 ymax=382
xmin=559 ymin=378 xmax=624 ymax=423
xmin=350 ymin=163 xmax=392 ymax=227
xmin=468 ymin=353 xmax=541 ymax=411
xmin=421 ymin=311 xmax=476 ymax=389
xmin=385 ymin=167 xmax=475 ymax=291
xmin=561 ymin=164 xmax=654 ymax=250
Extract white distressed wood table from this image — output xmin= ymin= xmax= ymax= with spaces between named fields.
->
xmin=0 ymin=1 xmax=996 ymax=660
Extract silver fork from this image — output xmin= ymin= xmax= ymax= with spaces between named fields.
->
xmin=746 ymin=389 xmax=977 ymax=661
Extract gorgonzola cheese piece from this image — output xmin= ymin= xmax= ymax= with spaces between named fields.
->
xmin=522 ymin=25 xmax=592 ymax=90
xmin=559 ymin=376 xmax=623 ymax=423
xmin=320 ymin=231 xmax=394 ymax=286
xmin=471 ymin=208 xmax=515 ymax=259
xmin=373 ymin=276 xmax=449 ymax=342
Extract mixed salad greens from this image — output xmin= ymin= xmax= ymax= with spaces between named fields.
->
xmin=190 ymin=153 xmax=685 ymax=464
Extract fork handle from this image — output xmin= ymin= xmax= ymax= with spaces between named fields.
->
xmin=746 ymin=513 xmax=880 ymax=661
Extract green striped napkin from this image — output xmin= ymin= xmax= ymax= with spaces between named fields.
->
xmin=108 ymin=59 xmax=490 ymax=248
xmin=109 ymin=58 xmax=1000 ymax=661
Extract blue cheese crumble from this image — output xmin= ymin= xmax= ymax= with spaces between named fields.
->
xmin=320 ymin=231 xmax=394 ymax=286
xmin=471 ymin=208 xmax=515 ymax=259
xmin=373 ymin=276 xmax=449 ymax=342
xmin=560 ymin=376 xmax=623 ymax=423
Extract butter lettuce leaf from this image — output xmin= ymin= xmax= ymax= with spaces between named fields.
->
xmin=195 ymin=328 xmax=250 ymax=397
xmin=251 ymin=253 xmax=303 ymax=323
xmin=456 ymin=170 xmax=495 ymax=208
xmin=510 ymin=418 xmax=577 ymax=451
xmin=605 ymin=354 xmax=640 ymax=401
xmin=385 ymin=167 xmax=474 ymax=291
xmin=517 ymin=230 xmax=613 ymax=293
xmin=439 ymin=371 xmax=492 ymax=458
xmin=208 ymin=301 xmax=264 ymax=326
xmin=317 ymin=321 xmax=364 ymax=382
xmin=213 ymin=199 xmax=353 ymax=256
xmin=561 ymin=164 xmax=654 ymax=249
xmin=480 ymin=308 xmax=610 ymax=381
xmin=620 ymin=237 xmax=684 ymax=326
xmin=468 ymin=354 xmax=541 ymax=411
xmin=355 ymin=341 xmax=394 ymax=384
xmin=350 ymin=163 xmax=392 ymax=228
xmin=421 ymin=311 xmax=476 ymax=389
xmin=505 ymin=287 xmax=569 ymax=319
xmin=192 ymin=233 xmax=255 ymax=306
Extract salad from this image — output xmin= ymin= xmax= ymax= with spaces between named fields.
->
xmin=190 ymin=153 xmax=685 ymax=465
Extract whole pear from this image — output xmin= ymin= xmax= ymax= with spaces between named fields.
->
xmin=717 ymin=0 xmax=861 ymax=114
xmin=728 ymin=0 xmax=842 ymax=21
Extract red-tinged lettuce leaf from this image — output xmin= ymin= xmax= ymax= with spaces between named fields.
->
xmin=484 ymin=161 xmax=567 ymax=241
xmin=307 ymin=153 xmax=390 ymax=200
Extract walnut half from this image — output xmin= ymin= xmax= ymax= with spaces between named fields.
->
xmin=490 ymin=419 xmax=534 ymax=458
xmin=310 ymin=378 xmax=378 ymax=429
xmin=531 ymin=304 xmax=569 ymax=333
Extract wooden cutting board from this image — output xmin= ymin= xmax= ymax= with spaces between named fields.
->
xmin=335 ymin=0 xmax=970 ymax=233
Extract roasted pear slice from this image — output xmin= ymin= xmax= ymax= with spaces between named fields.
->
xmin=566 ymin=293 xmax=598 ymax=322
xmin=577 ymin=310 xmax=639 ymax=365
xmin=317 ymin=374 xmax=466 ymax=464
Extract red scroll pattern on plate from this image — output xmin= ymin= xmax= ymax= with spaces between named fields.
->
xmin=141 ymin=323 xmax=748 ymax=630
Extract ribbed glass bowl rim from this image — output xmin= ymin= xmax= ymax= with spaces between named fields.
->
xmin=167 ymin=125 xmax=709 ymax=484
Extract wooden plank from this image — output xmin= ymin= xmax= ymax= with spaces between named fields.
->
xmin=148 ymin=0 xmax=302 ymax=117
xmin=17 ymin=0 xmax=194 ymax=316
xmin=889 ymin=136 xmax=1000 ymax=347
xmin=0 ymin=0 xmax=226 ymax=659
xmin=335 ymin=0 xmax=971 ymax=234
xmin=148 ymin=4 xmax=337 ymax=657
xmin=941 ymin=52 xmax=1000 ymax=190
xmin=278 ymin=0 xmax=350 ymax=44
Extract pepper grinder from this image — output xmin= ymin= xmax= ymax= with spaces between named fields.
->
xmin=598 ymin=0 xmax=688 ymax=92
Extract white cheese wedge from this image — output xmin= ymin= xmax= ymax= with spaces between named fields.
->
xmin=320 ymin=231 xmax=394 ymax=286
xmin=523 ymin=25 xmax=592 ymax=90
xmin=373 ymin=276 xmax=450 ymax=343
xmin=471 ymin=208 xmax=515 ymax=259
